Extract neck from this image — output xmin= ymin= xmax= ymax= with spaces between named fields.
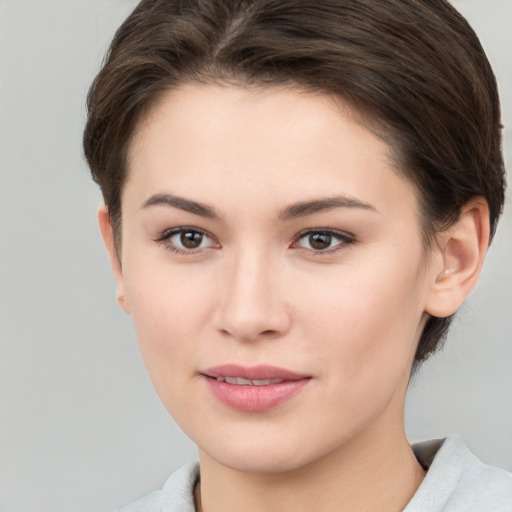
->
xmin=196 ymin=419 xmax=425 ymax=512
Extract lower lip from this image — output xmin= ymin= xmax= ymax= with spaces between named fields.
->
xmin=204 ymin=377 xmax=310 ymax=412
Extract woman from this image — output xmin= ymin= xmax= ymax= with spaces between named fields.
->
xmin=83 ymin=0 xmax=511 ymax=510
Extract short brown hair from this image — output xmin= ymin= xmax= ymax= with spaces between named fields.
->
xmin=83 ymin=0 xmax=505 ymax=365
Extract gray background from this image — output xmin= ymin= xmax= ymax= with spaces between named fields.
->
xmin=0 ymin=1 xmax=510 ymax=511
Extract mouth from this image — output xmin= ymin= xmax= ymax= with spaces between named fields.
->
xmin=214 ymin=376 xmax=285 ymax=386
xmin=201 ymin=364 xmax=311 ymax=412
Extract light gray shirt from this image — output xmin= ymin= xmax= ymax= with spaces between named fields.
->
xmin=118 ymin=434 xmax=512 ymax=511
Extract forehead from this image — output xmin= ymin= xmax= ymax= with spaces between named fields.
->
xmin=125 ymin=83 xmax=418 ymax=220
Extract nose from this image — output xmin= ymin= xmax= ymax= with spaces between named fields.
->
xmin=212 ymin=248 xmax=291 ymax=343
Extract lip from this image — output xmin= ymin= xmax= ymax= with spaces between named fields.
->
xmin=202 ymin=364 xmax=311 ymax=412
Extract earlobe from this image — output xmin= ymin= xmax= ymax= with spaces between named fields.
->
xmin=98 ymin=206 xmax=131 ymax=314
xmin=425 ymin=198 xmax=490 ymax=318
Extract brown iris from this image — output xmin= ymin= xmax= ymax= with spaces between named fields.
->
xmin=308 ymin=232 xmax=333 ymax=250
xmin=180 ymin=231 xmax=203 ymax=249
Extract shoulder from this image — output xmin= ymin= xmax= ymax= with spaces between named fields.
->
xmin=406 ymin=434 xmax=512 ymax=512
xmin=117 ymin=462 xmax=199 ymax=512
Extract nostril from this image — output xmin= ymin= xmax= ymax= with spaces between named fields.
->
xmin=217 ymin=327 xmax=281 ymax=343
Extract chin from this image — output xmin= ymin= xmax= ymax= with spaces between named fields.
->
xmin=194 ymin=420 xmax=356 ymax=476
xmin=205 ymin=443 xmax=314 ymax=475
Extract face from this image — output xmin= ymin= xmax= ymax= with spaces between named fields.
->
xmin=106 ymin=84 xmax=439 ymax=474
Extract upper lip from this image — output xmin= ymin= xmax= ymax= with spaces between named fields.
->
xmin=202 ymin=364 xmax=310 ymax=381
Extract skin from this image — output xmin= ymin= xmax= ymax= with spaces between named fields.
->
xmin=99 ymin=84 xmax=489 ymax=512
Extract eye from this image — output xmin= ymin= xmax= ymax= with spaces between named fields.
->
xmin=293 ymin=229 xmax=354 ymax=253
xmin=154 ymin=227 xmax=218 ymax=254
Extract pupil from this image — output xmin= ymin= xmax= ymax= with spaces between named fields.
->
xmin=181 ymin=231 xmax=203 ymax=249
xmin=309 ymin=233 xmax=332 ymax=250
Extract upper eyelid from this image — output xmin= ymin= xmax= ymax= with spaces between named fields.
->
xmin=155 ymin=226 xmax=216 ymax=241
xmin=155 ymin=226 xmax=352 ymax=238
xmin=294 ymin=228 xmax=355 ymax=240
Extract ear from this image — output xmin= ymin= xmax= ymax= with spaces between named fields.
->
xmin=425 ymin=198 xmax=490 ymax=318
xmin=98 ymin=206 xmax=131 ymax=314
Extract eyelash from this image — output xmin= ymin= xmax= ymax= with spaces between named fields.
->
xmin=153 ymin=227 xmax=356 ymax=255
xmin=292 ymin=229 xmax=356 ymax=255
xmin=153 ymin=227 xmax=219 ymax=255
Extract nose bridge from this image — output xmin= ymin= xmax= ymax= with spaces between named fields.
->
xmin=214 ymin=244 xmax=290 ymax=341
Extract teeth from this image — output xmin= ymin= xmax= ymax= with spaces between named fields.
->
xmin=253 ymin=379 xmax=283 ymax=385
xmin=226 ymin=377 xmax=253 ymax=385
xmin=216 ymin=377 xmax=283 ymax=386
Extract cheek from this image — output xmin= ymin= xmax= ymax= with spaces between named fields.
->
xmin=295 ymin=250 xmax=426 ymax=382
xmin=121 ymin=255 xmax=214 ymax=392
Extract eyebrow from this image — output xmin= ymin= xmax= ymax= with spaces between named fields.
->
xmin=279 ymin=196 xmax=377 ymax=220
xmin=141 ymin=193 xmax=376 ymax=220
xmin=142 ymin=194 xmax=221 ymax=219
